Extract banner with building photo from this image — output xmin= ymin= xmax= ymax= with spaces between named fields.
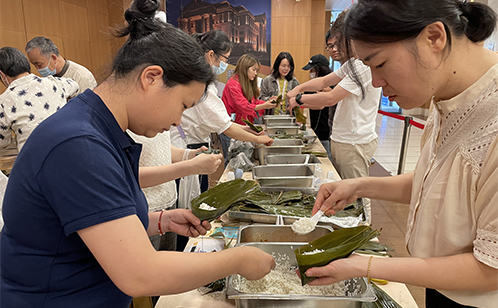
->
xmin=167 ymin=0 xmax=272 ymax=78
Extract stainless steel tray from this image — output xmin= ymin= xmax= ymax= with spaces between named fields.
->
xmin=264 ymin=115 xmax=296 ymax=126
xmin=226 ymin=242 xmax=376 ymax=308
xmin=266 ymin=154 xmax=321 ymax=165
xmin=254 ymin=139 xmax=304 ymax=164
xmin=226 ymin=211 xmax=339 ymax=229
xmin=253 ymin=165 xmax=314 ymax=187
xmin=266 ymin=124 xmax=300 ymax=135
xmin=237 ymin=225 xmax=333 ymax=244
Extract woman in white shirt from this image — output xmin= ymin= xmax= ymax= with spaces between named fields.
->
xmin=170 ymin=30 xmax=273 ymax=153
xmin=306 ymin=1 xmax=498 ymax=307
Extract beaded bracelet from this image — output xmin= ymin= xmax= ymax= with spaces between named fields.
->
xmin=367 ymin=255 xmax=373 ymax=284
xmin=158 ymin=210 xmax=165 ymax=236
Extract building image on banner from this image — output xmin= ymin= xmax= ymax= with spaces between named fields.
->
xmin=167 ymin=0 xmax=271 ymax=74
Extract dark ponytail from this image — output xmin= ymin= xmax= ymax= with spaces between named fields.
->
xmin=111 ymin=0 xmax=214 ymax=88
xmin=459 ymin=1 xmax=497 ymax=43
xmin=344 ymin=0 xmax=497 ymax=47
xmin=192 ymin=30 xmax=232 ymax=57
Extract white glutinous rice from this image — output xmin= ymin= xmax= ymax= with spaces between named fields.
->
xmin=199 ymin=202 xmax=216 ymax=211
xmin=233 ymin=253 xmax=346 ymax=296
xmin=291 ymin=218 xmax=315 ymax=233
xmin=302 ymin=249 xmax=325 ymax=255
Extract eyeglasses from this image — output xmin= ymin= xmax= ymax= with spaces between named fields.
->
xmin=218 ymin=54 xmax=230 ymax=62
xmin=325 ymin=43 xmax=339 ymax=51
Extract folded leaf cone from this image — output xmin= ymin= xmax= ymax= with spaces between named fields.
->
xmin=191 ymin=179 xmax=260 ymax=221
xmin=294 ymin=225 xmax=380 ymax=285
xmin=242 ymin=118 xmax=263 ymax=132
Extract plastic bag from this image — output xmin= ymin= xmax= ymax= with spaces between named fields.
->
xmin=227 ymin=152 xmax=254 ymax=172
xmin=178 ymin=174 xmax=201 ymax=210
xmin=227 ymin=139 xmax=254 ymax=162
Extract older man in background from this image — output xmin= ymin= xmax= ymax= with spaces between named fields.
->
xmin=0 ymin=47 xmax=79 ymax=151
xmin=25 ymin=37 xmax=96 ymax=96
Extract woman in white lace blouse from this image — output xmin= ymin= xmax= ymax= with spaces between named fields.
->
xmin=307 ymin=1 xmax=498 ymax=307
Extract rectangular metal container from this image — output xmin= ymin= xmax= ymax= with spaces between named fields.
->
xmin=237 ymin=225 xmax=333 ymax=244
xmin=265 ymin=154 xmax=321 ymax=165
xmin=266 ymin=124 xmax=300 ymax=135
xmin=226 ymin=211 xmax=340 ymax=230
xmin=226 ymin=242 xmax=376 ymax=308
xmin=255 ymin=139 xmax=304 ymax=164
xmin=263 ymin=115 xmax=296 ymax=126
xmin=253 ymin=165 xmax=314 ymax=187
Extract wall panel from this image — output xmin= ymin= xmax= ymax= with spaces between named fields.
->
xmin=61 ymin=0 xmax=87 ymax=9
xmin=1 ymin=0 xmax=26 ymax=32
xmin=59 ymin=2 xmax=90 ymax=40
xmin=90 ymin=41 xmax=112 ymax=83
xmin=87 ymin=0 xmax=108 ymax=14
xmin=62 ymin=37 xmax=93 ymax=72
xmin=88 ymin=11 xmax=112 ymax=43
xmin=23 ymin=0 xmax=62 ymax=37
xmin=272 ymin=0 xmax=311 ymax=17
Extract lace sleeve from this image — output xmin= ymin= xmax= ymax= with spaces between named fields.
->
xmin=473 ymin=134 xmax=498 ymax=269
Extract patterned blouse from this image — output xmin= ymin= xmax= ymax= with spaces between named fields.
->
xmin=0 ymin=74 xmax=79 ymax=151
xmin=407 ymin=64 xmax=498 ymax=307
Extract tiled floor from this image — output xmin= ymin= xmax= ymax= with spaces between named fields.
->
xmin=374 ymin=114 xmax=426 ymax=175
xmin=370 ymin=113 xmax=427 ymax=307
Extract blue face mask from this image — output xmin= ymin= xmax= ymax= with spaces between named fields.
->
xmin=38 ymin=58 xmax=56 ymax=77
xmin=213 ymin=60 xmax=228 ymax=75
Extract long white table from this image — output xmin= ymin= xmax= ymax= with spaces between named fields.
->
xmin=157 ymin=131 xmax=419 ymax=307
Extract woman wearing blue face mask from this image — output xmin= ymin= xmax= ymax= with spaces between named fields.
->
xmin=169 ymin=31 xmax=274 ymax=250
xmin=170 ymin=30 xmax=274 ymax=158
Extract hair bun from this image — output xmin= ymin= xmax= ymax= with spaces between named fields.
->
xmin=459 ymin=1 xmax=497 ymax=42
xmin=119 ymin=0 xmax=162 ymax=39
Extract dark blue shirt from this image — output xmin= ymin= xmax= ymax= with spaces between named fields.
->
xmin=1 ymin=89 xmax=148 ymax=308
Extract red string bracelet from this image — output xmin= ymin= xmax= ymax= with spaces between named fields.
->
xmin=158 ymin=210 xmax=165 ymax=236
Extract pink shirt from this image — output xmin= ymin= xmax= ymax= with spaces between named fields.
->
xmin=222 ymin=75 xmax=264 ymax=125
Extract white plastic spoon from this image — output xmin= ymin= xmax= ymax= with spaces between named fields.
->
xmin=291 ymin=210 xmax=324 ymax=235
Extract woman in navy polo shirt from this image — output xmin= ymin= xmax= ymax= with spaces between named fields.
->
xmin=0 ymin=1 xmax=275 ymax=307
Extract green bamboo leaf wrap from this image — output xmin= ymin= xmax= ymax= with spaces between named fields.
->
xmin=191 ymin=179 xmax=260 ymax=221
xmin=294 ymin=226 xmax=380 ymax=285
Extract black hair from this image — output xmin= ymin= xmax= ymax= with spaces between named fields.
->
xmin=325 ymin=11 xmax=347 ymax=45
xmin=313 ymin=64 xmax=332 ymax=78
xmin=0 ymin=47 xmax=31 ymax=77
xmin=112 ymin=0 xmax=214 ymax=88
xmin=192 ymin=30 xmax=232 ymax=57
xmin=271 ymin=52 xmax=295 ymax=81
xmin=25 ymin=37 xmax=60 ymax=57
xmin=342 ymin=0 xmax=497 ymax=99
xmin=344 ymin=0 xmax=497 ymax=47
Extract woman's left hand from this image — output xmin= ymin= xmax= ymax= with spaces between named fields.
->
xmin=162 ymin=209 xmax=212 ymax=237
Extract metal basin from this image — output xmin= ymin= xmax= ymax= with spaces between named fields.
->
xmin=264 ymin=115 xmax=296 ymax=126
xmin=237 ymin=225 xmax=332 ymax=244
xmin=265 ymin=154 xmax=321 ymax=165
xmin=253 ymin=165 xmax=314 ymax=187
xmin=226 ymin=242 xmax=375 ymax=308
xmin=266 ymin=123 xmax=300 ymax=135
xmin=255 ymin=139 xmax=304 ymax=164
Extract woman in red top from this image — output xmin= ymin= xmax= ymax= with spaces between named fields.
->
xmin=222 ymin=54 xmax=277 ymax=125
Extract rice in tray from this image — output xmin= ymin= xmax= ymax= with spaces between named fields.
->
xmin=233 ymin=253 xmax=347 ymax=296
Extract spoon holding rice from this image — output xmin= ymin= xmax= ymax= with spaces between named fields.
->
xmin=291 ymin=210 xmax=324 ymax=235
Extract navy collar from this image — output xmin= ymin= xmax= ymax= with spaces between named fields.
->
xmin=77 ymin=89 xmax=135 ymax=150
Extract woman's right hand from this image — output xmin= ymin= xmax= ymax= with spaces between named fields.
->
xmin=313 ymin=178 xmax=362 ymax=216
xmin=260 ymin=100 xmax=277 ymax=110
xmin=190 ymin=153 xmax=223 ymax=175
xmin=235 ymin=246 xmax=276 ymax=280
xmin=256 ymin=135 xmax=274 ymax=146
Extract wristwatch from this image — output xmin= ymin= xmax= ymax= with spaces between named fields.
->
xmin=295 ymin=93 xmax=304 ymax=105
